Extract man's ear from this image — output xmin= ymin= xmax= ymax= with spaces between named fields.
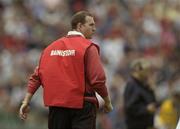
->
xmin=77 ymin=23 xmax=82 ymax=30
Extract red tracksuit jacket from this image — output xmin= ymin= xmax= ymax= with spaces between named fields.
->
xmin=27 ymin=35 xmax=108 ymax=108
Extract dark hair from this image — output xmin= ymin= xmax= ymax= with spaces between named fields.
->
xmin=71 ymin=11 xmax=93 ymax=30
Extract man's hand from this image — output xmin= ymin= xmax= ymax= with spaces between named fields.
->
xmin=147 ymin=103 xmax=156 ymax=113
xmin=19 ymin=92 xmax=33 ymax=120
xmin=102 ymin=96 xmax=113 ymax=113
xmin=19 ymin=102 xmax=30 ymax=120
xmin=103 ymin=102 xmax=113 ymax=113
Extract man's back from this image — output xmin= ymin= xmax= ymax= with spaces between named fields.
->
xmin=39 ymin=36 xmax=92 ymax=108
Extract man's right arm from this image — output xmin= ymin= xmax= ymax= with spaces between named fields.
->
xmin=19 ymin=66 xmax=41 ymax=120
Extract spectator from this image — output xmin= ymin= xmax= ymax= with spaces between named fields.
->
xmin=124 ymin=58 xmax=157 ymax=129
xmin=155 ymin=83 xmax=180 ymax=129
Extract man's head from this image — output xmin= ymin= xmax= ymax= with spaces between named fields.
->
xmin=71 ymin=11 xmax=96 ymax=39
xmin=130 ymin=58 xmax=153 ymax=81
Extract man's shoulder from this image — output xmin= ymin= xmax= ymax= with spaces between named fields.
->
xmin=125 ymin=77 xmax=140 ymax=90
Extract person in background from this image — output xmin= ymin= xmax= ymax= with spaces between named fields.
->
xmin=124 ymin=58 xmax=157 ymax=129
xmin=155 ymin=85 xmax=180 ymax=129
xmin=19 ymin=11 xmax=113 ymax=129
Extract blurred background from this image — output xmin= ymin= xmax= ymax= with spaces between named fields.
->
xmin=0 ymin=0 xmax=179 ymax=129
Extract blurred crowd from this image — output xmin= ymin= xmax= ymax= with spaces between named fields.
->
xmin=0 ymin=0 xmax=180 ymax=129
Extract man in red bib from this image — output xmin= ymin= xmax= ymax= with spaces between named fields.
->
xmin=19 ymin=11 xmax=113 ymax=129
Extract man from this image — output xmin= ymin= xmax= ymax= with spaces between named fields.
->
xmin=19 ymin=11 xmax=113 ymax=129
xmin=124 ymin=59 xmax=157 ymax=129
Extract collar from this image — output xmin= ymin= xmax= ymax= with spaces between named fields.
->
xmin=67 ymin=31 xmax=85 ymax=38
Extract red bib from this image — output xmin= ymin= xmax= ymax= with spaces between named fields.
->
xmin=39 ymin=36 xmax=93 ymax=108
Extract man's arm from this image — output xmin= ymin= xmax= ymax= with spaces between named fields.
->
xmin=19 ymin=66 xmax=41 ymax=120
xmin=85 ymin=45 xmax=113 ymax=112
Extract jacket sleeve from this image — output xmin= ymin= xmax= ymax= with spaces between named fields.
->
xmin=85 ymin=45 xmax=108 ymax=97
xmin=27 ymin=66 xmax=41 ymax=94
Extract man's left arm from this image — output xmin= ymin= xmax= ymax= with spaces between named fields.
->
xmin=85 ymin=45 xmax=113 ymax=112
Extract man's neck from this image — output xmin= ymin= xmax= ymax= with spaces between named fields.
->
xmin=67 ymin=30 xmax=85 ymax=37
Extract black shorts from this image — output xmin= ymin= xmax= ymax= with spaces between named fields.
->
xmin=48 ymin=101 xmax=96 ymax=129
